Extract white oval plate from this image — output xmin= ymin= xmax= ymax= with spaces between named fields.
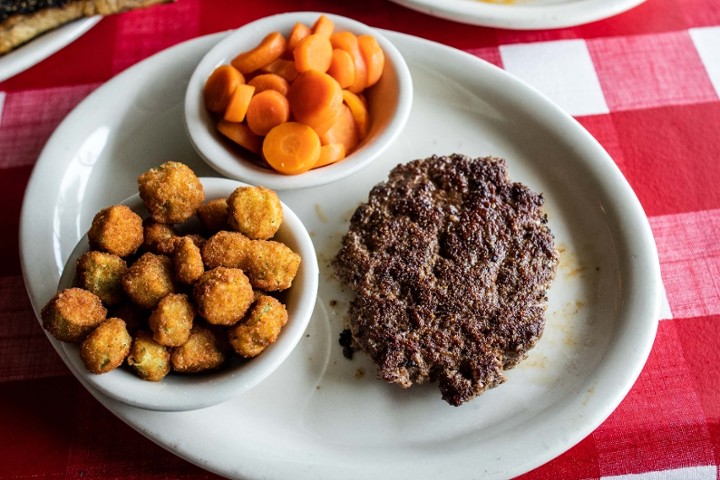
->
xmin=388 ymin=0 xmax=647 ymax=30
xmin=20 ymin=28 xmax=660 ymax=479
xmin=0 ymin=16 xmax=100 ymax=83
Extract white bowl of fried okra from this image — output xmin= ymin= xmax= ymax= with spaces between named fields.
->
xmin=41 ymin=162 xmax=319 ymax=411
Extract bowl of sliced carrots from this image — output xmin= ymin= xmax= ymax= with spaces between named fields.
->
xmin=185 ymin=12 xmax=413 ymax=190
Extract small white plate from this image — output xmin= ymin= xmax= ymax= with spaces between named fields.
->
xmin=21 ymin=28 xmax=660 ymax=479
xmin=388 ymin=0 xmax=647 ymax=29
xmin=0 ymin=16 xmax=100 ymax=83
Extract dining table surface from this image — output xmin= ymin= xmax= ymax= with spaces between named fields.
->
xmin=1 ymin=0 xmax=720 ymax=478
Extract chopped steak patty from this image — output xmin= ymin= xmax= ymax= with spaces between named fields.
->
xmin=333 ymin=154 xmax=558 ymax=406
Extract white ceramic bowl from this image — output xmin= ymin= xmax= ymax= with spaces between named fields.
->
xmin=184 ymin=12 xmax=413 ymax=190
xmin=54 ymin=177 xmax=319 ymax=411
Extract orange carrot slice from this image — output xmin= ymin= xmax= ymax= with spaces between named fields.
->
xmin=327 ymin=48 xmax=355 ymax=89
xmin=330 ymin=31 xmax=367 ymax=94
xmin=319 ymin=103 xmax=359 ymax=153
xmin=293 ymin=34 xmax=333 ymax=73
xmin=263 ymin=122 xmax=321 ymax=175
xmin=247 ymin=73 xmax=290 ymax=96
xmin=260 ymin=57 xmax=299 ymax=82
xmin=245 ymin=89 xmax=291 ymax=136
xmin=231 ymin=31 xmax=287 ymax=74
xmin=342 ymin=89 xmax=370 ymax=139
xmin=204 ymin=65 xmax=244 ymax=113
xmin=217 ymin=119 xmax=262 ymax=154
xmin=311 ymin=14 xmax=334 ymax=38
xmin=314 ymin=142 xmax=346 ymax=168
xmin=287 ymin=22 xmax=311 ymax=54
xmin=223 ymin=83 xmax=255 ymax=122
xmin=287 ymin=70 xmax=343 ymax=136
xmin=357 ymin=34 xmax=385 ymax=88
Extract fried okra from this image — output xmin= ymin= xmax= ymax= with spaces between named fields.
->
xmin=138 ymin=161 xmax=205 ymax=224
xmin=127 ymin=330 xmax=171 ymax=382
xmin=41 ymin=287 xmax=107 ymax=343
xmin=122 ymin=252 xmax=174 ymax=309
xmin=143 ymin=219 xmax=178 ymax=255
xmin=229 ymin=295 xmax=288 ymax=358
xmin=227 ymin=186 xmax=283 ymax=240
xmin=88 ymin=205 xmax=143 ymax=257
xmin=201 ymin=230 xmax=251 ymax=269
xmin=171 ymin=324 xmax=228 ymax=373
xmin=196 ymin=198 xmax=229 ymax=233
xmin=243 ymin=239 xmax=301 ymax=291
xmin=80 ymin=318 xmax=132 ymax=374
xmin=76 ymin=251 xmax=127 ymax=306
xmin=193 ymin=267 xmax=254 ymax=326
xmin=173 ymin=236 xmax=204 ymax=284
xmin=148 ymin=293 xmax=194 ymax=347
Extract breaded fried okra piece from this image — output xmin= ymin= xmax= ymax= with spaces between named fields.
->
xmin=229 ymin=295 xmax=288 ymax=358
xmin=243 ymin=239 xmax=301 ymax=291
xmin=227 ymin=186 xmax=283 ymax=240
xmin=143 ymin=219 xmax=178 ymax=255
xmin=201 ymin=230 xmax=251 ymax=269
xmin=137 ymin=161 xmax=205 ymax=224
xmin=41 ymin=287 xmax=107 ymax=343
xmin=173 ymin=236 xmax=205 ymax=285
xmin=87 ymin=205 xmax=143 ymax=257
xmin=80 ymin=318 xmax=132 ymax=374
xmin=171 ymin=324 xmax=228 ymax=373
xmin=76 ymin=251 xmax=127 ymax=306
xmin=193 ymin=267 xmax=254 ymax=326
xmin=127 ymin=330 xmax=171 ymax=382
xmin=122 ymin=252 xmax=174 ymax=309
xmin=196 ymin=197 xmax=229 ymax=234
xmin=148 ymin=293 xmax=194 ymax=347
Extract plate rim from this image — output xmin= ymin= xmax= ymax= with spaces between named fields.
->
xmin=19 ymin=28 xmax=661 ymax=479
xmin=0 ymin=16 xmax=101 ymax=83
xmin=387 ymin=0 xmax=647 ymax=29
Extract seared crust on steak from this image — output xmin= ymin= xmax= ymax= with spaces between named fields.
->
xmin=333 ymin=154 xmax=558 ymax=406
xmin=0 ymin=0 xmax=172 ymax=54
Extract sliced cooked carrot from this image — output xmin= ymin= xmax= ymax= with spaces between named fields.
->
xmin=245 ymin=89 xmax=290 ymax=136
xmin=262 ymin=122 xmax=321 ymax=175
xmin=329 ymin=31 xmax=367 ymax=94
xmin=287 ymin=70 xmax=343 ymax=135
xmin=247 ymin=73 xmax=290 ymax=96
xmin=223 ymin=83 xmax=255 ymax=122
xmin=342 ymin=89 xmax=370 ymax=139
xmin=204 ymin=65 xmax=244 ymax=113
xmin=231 ymin=31 xmax=287 ymax=74
xmin=311 ymin=14 xmax=334 ymax=38
xmin=327 ymin=48 xmax=355 ymax=89
xmin=314 ymin=142 xmax=346 ymax=168
xmin=287 ymin=22 xmax=311 ymax=54
xmin=293 ymin=34 xmax=333 ymax=73
xmin=217 ymin=119 xmax=262 ymax=154
xmin=319 ymin=103 xmax=359 ymax=153
xmin=357 ymin=34 xmax=385 ymax=88
xmin=260 ymin=57 xmax=299 ymax=82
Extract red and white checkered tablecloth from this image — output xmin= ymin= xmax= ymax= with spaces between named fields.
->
xmin=1 ymin=0 xmax=719 ymax=478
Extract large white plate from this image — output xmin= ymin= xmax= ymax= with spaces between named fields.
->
xmin=0 ymin=16 xmax=100 ymax=83
xmin=388 ymin=0 xmax=646 ymax=29
xmin=20 ymin=29 xmax=661 ymax=479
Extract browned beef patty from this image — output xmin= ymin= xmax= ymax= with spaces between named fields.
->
xmin=333 ymin=154 xmax=558 ymax=406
